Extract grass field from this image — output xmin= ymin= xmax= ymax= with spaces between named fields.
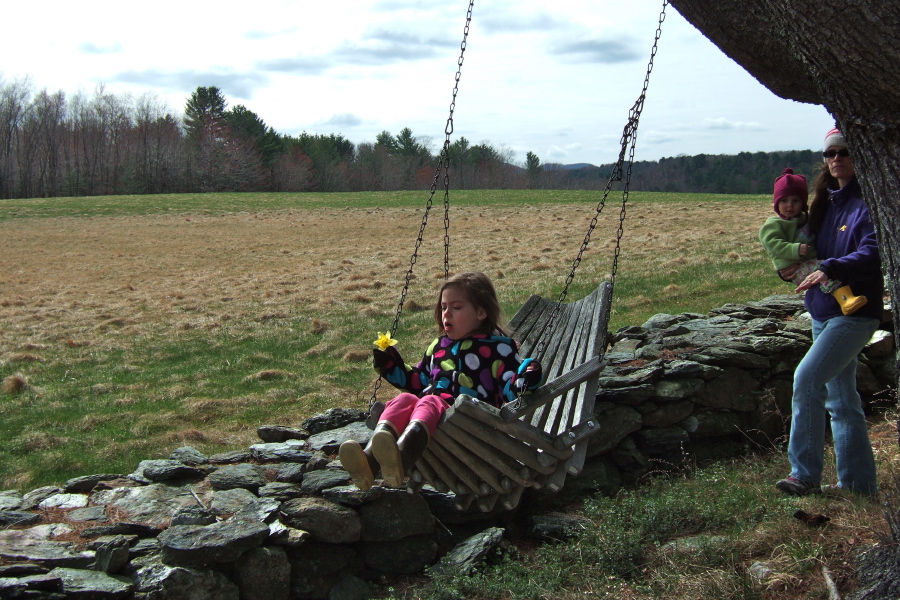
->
xmin=1 ymin=189 xmax=896 ymax=599
xmin=0 ymin=189 xmax=788 ymax=489
xmin=0 ymin=191 xmax=787 ymax=488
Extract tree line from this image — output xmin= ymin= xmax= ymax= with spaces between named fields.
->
xmin=542 ymin=150 xmax=822 ymax=194
xmin=0 ymin=80 xmax=531 ymax=199
xmin=1 ymin=76 xmax=822 ymax=199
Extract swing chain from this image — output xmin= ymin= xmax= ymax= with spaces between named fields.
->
xmin=439 ymin=0 xmax=472 ymax=277
xmin=528 ymin=0 xmax=667 ymax=366
xmin=369 ymin=0 xmax=474 ymax=408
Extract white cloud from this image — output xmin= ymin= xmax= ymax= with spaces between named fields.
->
xmin=550 ymin=38 xmax=642 ymax=64
xmin=545 ymin=145 xmax=570 ymax=161
xmin=318 ymin=113 xmax=365 ymax=128
xmin=79 ymin=42 xmax=124 ymax=55
xmin=110 ymin=69 xmax=268 ymax=100
xmin=701 ymin=117 xmax=766 ymax=131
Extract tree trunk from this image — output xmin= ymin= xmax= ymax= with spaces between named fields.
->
xmin=668 ymin=0 xmax=900 ymax=389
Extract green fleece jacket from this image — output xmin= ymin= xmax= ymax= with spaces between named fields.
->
xmin=758 ymin=214 xmax=817 ymax=270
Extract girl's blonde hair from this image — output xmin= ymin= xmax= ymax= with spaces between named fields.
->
xmin=433 ymin=271 xmax=506 ymax=336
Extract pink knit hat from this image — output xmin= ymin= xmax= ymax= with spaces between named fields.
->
xmin=772 ymin=168 xmax=808 ymax=216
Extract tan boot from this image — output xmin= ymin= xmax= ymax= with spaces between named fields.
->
xmin=371 ymin=421 xmax=403 ymax=487
xmin=338 ymin=439 xmax=379 ymax=491
xmin=831 ymin=285 xmax=867 ymax=315
xmin=374 ymin=420 xmax=430 ymax=487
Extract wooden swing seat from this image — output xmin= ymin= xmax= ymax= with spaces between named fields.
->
xmin=409 ymin=281 xmax=613 ymax=511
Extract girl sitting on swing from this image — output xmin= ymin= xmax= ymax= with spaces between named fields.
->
xmin=340 ymin=271 xmax=544 ymax=490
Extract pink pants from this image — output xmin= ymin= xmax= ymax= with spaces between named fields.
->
xmin=380 ymin=392 xmax=448 ymax=436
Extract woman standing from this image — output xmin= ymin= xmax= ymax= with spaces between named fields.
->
xmin=776 ymin=127 xmax=884 ymax=495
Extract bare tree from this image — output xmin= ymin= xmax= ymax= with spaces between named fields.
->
xmin=221 ymin=134 xmax=266 ymax=191
xmin=349 ymin=142 xmax=388 ymax=191
xmin=0 ymin=76 xmax=32 ymax=198
xmin=131 ymin=94 xmax=162 ymax=193
xmin=38 ymin=91 xmax=67 ymax=197
xmin=70 ymin=89 xmax=108 ymax=195
xmin=125 ymin=94 xmax=183 ymax=194
xmin=272 ymin=146 xmax=315 ymax=192
xmin=97 ymin=90 xmax=132 ymax=193
xmin=668 ymin=0 xmax=900 ymax=384
xmin=21 ymin=89 xmax=66 ymax=198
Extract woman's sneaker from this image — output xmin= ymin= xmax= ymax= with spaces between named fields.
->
xmin=776 ymin=476 xmax=821 ymax=496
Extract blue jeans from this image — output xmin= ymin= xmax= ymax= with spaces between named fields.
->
xmin=787 ymin=315 xmax=880 ymax=493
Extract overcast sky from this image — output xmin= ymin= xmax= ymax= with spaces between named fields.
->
xmin=2 ymin=0 xmax=833 ymax=166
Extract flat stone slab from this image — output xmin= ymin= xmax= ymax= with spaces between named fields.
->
xmin=431 ymin=527 xmax=505 ymax=576
xmin=0 ymin=510 xmax=43 ymax=527
xmin=249 ymin=442 xmax=313 ymax=463
xmin=90 ymin=483 xmax=206 ymax=528
xmin=208 ymin=464 xmax=267 ymax=492
xmin=0 ymin=525 xmax=94 ymax=568
xmin=307 ymin=422 xmax=371 ymax=454
xmin=49 ymin=567 xmax=134 ymax=598
xmin=63 ymin=474 xmax=124 ymax=493
xmin=0 ymin=490 xmax=22 ymax=511
xmin=38 ymin=493 xmax=89 ymax=510
xmin=67 ymin=506 xmax=109 ymax=523
xmin=157 ymin=519 xmax=270 ymax=567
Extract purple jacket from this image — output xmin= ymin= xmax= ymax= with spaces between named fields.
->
xmin=806 ymin=177 xmax=883 ymax=321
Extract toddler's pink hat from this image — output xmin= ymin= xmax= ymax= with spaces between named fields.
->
xmin=773 ymin=168 xmax=808 ymax=216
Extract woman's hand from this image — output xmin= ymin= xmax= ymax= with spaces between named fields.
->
xmin=795 ymin=269 xmax=828 ymax=293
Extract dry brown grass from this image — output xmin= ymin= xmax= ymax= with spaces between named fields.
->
xmin=0 ymin=200 xmax=775 ymax=355
xmin=2 ymin=374 xmax=28 ymax=394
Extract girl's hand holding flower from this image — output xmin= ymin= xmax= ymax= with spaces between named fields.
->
xmin=373 ymin=332 xmax=399 ymax=371
xmin=374 ymin=331 xmax=397 ymax=350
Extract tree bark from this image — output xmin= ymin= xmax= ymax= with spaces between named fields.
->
xmin=668 ymin=0 xmax=900 ymax=389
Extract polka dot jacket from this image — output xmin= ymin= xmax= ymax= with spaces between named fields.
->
xmin=373 ymin=333 xmax=542 ymax=408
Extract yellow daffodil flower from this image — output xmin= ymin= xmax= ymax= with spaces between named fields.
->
xmin=374 ymin=331 xmax=398 ymax=350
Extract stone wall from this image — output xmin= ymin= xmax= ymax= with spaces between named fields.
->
xmin=586 ymin=295 xmax=894 ymax=491
xmin=0 ymin=295 xmax=895 ymax=599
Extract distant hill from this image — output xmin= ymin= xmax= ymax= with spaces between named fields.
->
xmin=544 ymin=162 xmax=597 ymax=171
xmin=535 ymin=150 xmax=823 ymax=195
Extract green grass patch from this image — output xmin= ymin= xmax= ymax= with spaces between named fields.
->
xmin=400 ymin=452 xmax=885 ymax=600
xmin=0 ymin=189 xmax=764 ymax=222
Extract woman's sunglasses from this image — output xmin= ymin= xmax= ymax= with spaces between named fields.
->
xmin=823 ymin=148 xmax=850 ymax=159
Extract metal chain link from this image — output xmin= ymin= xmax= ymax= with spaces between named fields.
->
xmin=528 ymin=0 xmax=667 ymax=366
xmin=370 ymin=0 xmax=474 ymax=407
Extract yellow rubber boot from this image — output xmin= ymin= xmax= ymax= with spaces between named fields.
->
xmin=831 ymin=286 xmax=867 ymax=315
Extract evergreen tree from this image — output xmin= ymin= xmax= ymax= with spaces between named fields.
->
xmin=375 ymin=130 xmax=399 ymax=154
xmin=526 ymin=151 xmax=542 ymax=189
xmin=223 ymin=104 xmax=281 ymax=167
xmin=183 ymin=86 xmax=228 ymax=191
xmin=183 ymin=86 xmax=227 ymax=141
